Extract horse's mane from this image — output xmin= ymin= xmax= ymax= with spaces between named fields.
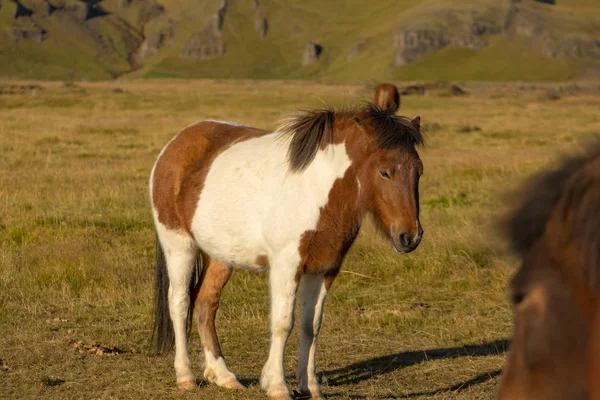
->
xmin=278 ymin=103 xmax=423 ymax=172
xmin=504 ymin=142 xmax=600 ymax=285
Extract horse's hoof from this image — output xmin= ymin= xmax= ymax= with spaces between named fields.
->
xmin=177 ymin=380 xmax=197 ymax=390
xmin=220 ymin=378 xmax=245 ymax=389
xmin=294 ymin=389 xmax=325 ymax=399
xmin=269 ymin=395 xmax=293 ymax=400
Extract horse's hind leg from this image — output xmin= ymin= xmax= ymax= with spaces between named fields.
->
xmin=160 ymin=231 xmax=198 ymax=389
xmin=192 ymin=252 xmax=243 ymax=389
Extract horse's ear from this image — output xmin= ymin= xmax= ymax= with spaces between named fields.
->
xmin=411 ymin=116 xmax=421 ymax=131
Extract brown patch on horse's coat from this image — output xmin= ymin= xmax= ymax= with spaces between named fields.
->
xmin=255 ymin=255 xmax=270 ymax=269
xmin=297 ymin=168 xmax=362 ymax=282
xmin=374 ymin=83 xmax=400 ymax=111
xmin=152 ymin=121 xmax=265 ymax=234
xmin=192 ymin=252 xmax=233 ymax=359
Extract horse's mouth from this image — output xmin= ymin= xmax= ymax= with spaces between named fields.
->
xmin=391 ymin=235 xmax=418 ymax=254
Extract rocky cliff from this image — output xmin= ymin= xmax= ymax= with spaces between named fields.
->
xmin=394 ymin=0 xmax=600 ymax=67
xmin=0 ymin=0 xmax=599 ymax=81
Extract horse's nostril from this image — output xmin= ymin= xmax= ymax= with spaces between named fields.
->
xmin=399 ymin=232 xmax=411 ymax=247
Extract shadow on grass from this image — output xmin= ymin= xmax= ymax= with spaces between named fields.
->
xmin=323 ymin=339 xmax=508 ymax=388
xmin=227 ymin=340 xmax=507 ymax=398
xmin=327 ymin=370 xmax=502 ymax=399
xmin=391 ymin=369 xmax=502 ymax=398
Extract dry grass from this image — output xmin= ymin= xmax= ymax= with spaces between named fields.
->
xmin=1 ymin=79 xmax=600 ymax=399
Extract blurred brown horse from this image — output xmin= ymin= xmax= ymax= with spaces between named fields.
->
xmin=498 ymin=144 xmax=600 ymax=400
xmin=374 ymin=83 xmax=400 ymax=111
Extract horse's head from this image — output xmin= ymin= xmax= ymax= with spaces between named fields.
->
xmin=351 ymin=105 xmax=423 ymax=253
xmin=282 ymin=103 xmax=424 ymax=254
xmin=374 ymin=83 xmax=400 ymax=112
xmin=498 ymin=145 xmax=600 ymax=400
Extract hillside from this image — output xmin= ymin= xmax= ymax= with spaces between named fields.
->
xmin=1 ymin=0 xmax=600 ymax=81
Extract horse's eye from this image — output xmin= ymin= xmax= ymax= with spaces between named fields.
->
xmin=511 ymin=292 xmax=526 ymax=306
xmin=379 ymin=170 xmax=391 ymax=180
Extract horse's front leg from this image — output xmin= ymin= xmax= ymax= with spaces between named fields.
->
xmin=296 ymin=273 xmax=332 ymax=400
xmin=261 ymin=258 xmax=300 ymax=400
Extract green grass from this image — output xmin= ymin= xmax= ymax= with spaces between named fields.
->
xmin=1 ymin=79 xmax=600 ymax=399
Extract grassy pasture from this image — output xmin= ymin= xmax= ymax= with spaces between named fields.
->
xmin=1 ymin=79 xmax=600 ymax=399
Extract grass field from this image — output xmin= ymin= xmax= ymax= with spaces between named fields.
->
xmin=1 ymin=79 xmax=600 ymax=399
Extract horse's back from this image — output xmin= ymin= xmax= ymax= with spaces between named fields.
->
xmin=150 ymin=121 xmax=266 ymax=236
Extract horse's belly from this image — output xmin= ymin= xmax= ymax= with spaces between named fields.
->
xmin=192 ymin=213 xmax=268 ymax=271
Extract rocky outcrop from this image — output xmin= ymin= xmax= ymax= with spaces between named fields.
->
xmin=50 ymin=0 xmax=109 ymax=22
xmin=8 ymin=0 xmax=49 ymax=42
xmin=180 ymin=0 xmax=227 ymax=60
xmin=506 ymin=4 xmax=600 ymax=60
xmin=394 ymin=0 xmax=600 ymax=67
xmin=394 ymin=5 xmax=505 ymax=66
xmin=8 ymin=22 xmax=48 ymax=42
xmin=133 ymin=0 xmax=164 ymax=25
xmin=303 ymin=42 xmax=322 ymax=66
xmin=135 ymin=20 xmax=174 ymax=63
xmin=39 ymin=1 xmax=58 ymax=17
xmin=253 ymin=0 xmax=267 ymax=38
xmin=347 ymin=38 xmax=366 ymax=61
xmin=13 ymin=0 xmax=33 ymax=18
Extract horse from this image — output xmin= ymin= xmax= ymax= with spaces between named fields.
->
xmin=497 ymin=143 xmax=600 ymax=400
xmin=149 ymin=103 xmax=424 ymax=400
xmin=374 ymin=83 xmax=400 ymax=111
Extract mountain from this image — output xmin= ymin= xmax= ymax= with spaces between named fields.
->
xmin=1 ymin=0 xmax=599 ymax=81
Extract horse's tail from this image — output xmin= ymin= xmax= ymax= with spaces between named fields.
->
xmin=152 ymin=234 xmax=201 ymax=354
xmin=152 ymin=233 xmax=174 ymax=354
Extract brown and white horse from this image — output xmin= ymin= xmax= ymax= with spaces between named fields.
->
xmin=150 ymin=104 xmax=424 ymax=399
xmin=497 ymin=144 xmax=600 ymax=400
xmin=374 ymin=83 xmax=400 ymax=111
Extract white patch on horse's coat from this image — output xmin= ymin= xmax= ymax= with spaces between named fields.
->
xmin=192 ymin=134 xmax=351 ymax=269
xmin=153 ymin=218 xmax=198 ymax=385
xmin=191 ymin=133 xmax=351 ymax=395
xmin=261 ymin=254 xmax=301 ymax=397
xmin=356 ymin=177 xmax=361 ymax=196
xmin=203 ymin=350 xmax=240 ymax=386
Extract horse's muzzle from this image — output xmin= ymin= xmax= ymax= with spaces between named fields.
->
xmin=391 ymin=225 xmax=423 ymax=253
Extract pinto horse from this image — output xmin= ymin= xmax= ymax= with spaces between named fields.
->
xmin=374 ymin=83 xmax=400 ymax=111
xmin=498 ymin=144 xmax=600 ymax=400
xmin=149 ymin=103 xmax=423 ymax=399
